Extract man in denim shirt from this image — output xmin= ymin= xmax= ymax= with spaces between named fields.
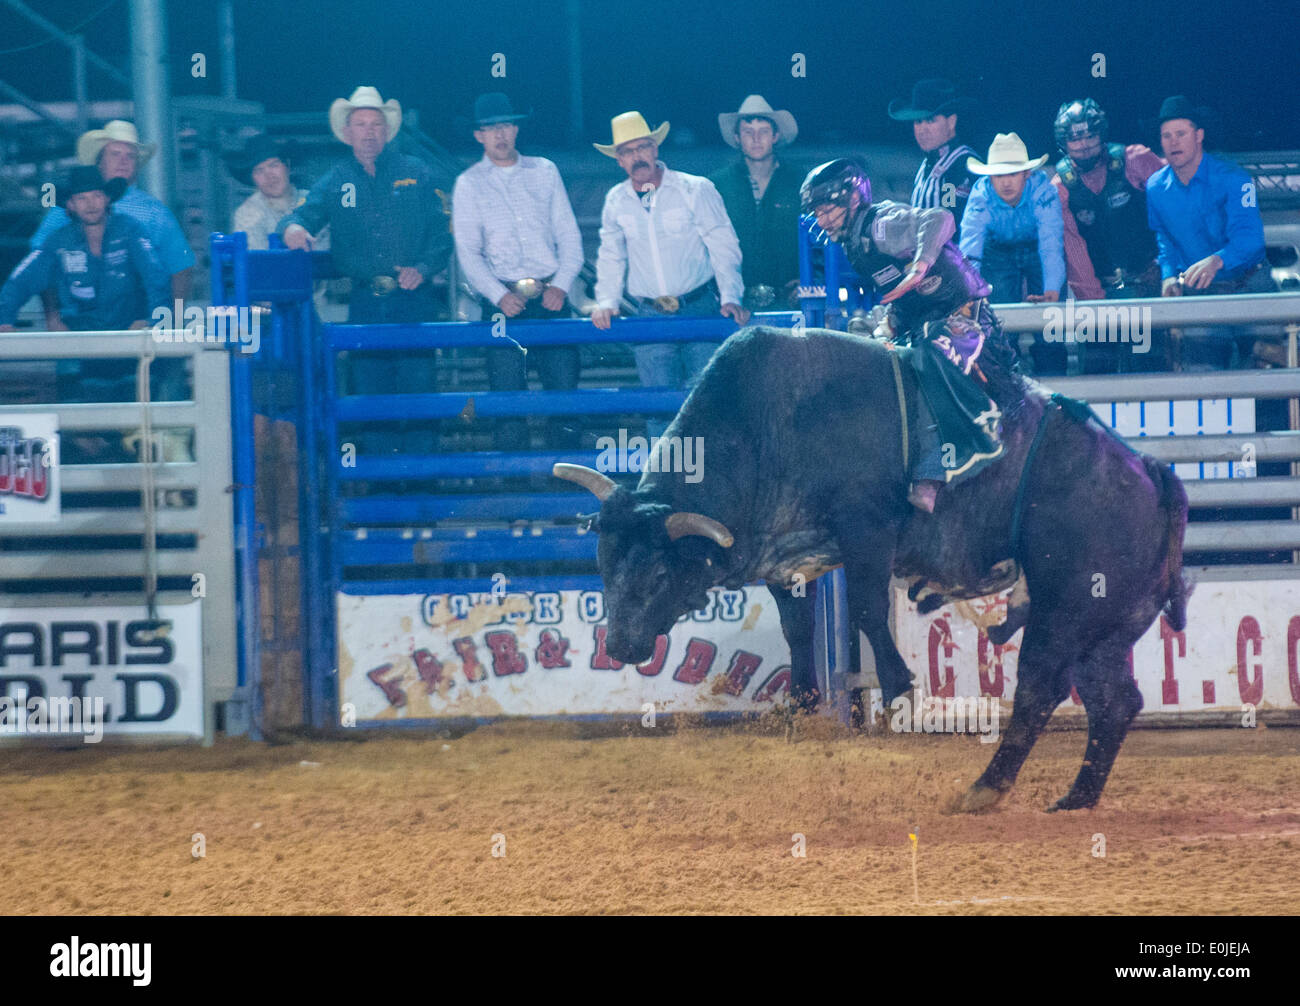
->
xmin=960 ymin=133 xmax=1066 ymax=374
xmin=1146 ymin=96 xmax=1273 ymax=370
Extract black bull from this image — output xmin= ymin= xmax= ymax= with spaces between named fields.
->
xmin=555 ymin=325 xmax=1191 ymax=811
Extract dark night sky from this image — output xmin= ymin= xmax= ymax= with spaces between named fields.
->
xmin=5 ymin=0 xmax=1298 ymax=155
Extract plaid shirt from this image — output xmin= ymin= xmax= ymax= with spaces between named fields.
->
xmin=30 ymin=185 xmax=195 ymax=275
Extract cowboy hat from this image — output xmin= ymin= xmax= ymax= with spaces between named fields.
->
xmin=593 ymin=111 xmax=669 ymax=157
xmin=225 ymin=133 xmax=292 ymax=187
xmin=1143 ymin=94 xmax=1218 ymax=142
xmin=887 ymin=79 xmax=976 ymax=121
xmin=473 ymin=92 xmax=531 ymax=126
xmin=966 ymin=133 xmax=1049 ymax=175
xmin=329 ymin=86 xmax=402 ymax=144
xmin=59 ymin=165 xmax=127 ymax=206
xmin=718 ymin=95 xmax=798 ymax=148
xmin=76 ymin=120 xmax=156 ymax=167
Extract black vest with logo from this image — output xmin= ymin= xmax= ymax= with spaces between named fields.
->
xmin=844 ymin=202 xmax=989 ymax=328
xmin=1056 ymin=143 xmax=1157 ymax=277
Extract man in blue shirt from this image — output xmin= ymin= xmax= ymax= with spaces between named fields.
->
xmin=1146 ymin=96 xmax=1273 ymax=370
xmin=960 ymin=133 xmax=1067 ymax=374
xmin=28 ymin=120 xmax=194 ymax=301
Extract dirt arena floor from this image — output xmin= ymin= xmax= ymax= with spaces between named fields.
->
xmin=2 ymin=718 xmax=1297 ymax=915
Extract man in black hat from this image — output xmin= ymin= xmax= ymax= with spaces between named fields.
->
xmin=228 ymin=134 xmax=316 ymax=251
xmin=1146 ymin=95 xmax=1272 ymax=370
xmin=889 ymin=79 xmax=979 ymax=237
xmin=0 ymin=166 xmax=167 ymax=333
xmin=452 ymin=92 xmax=585 ymax=450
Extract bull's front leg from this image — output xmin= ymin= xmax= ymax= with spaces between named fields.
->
xmin=841 ymin=552 xmax=914 ymax=713
xmin=768 ymin=581 xmax=818 ymax=712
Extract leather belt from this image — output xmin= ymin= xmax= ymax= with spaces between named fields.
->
xmin=635 ymin=280 xmax=716 ymax=314
xmin=505 ymin=276 xmax=554 ymax=300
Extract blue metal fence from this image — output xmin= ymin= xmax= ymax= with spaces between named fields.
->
xmin=212 ymin=233 xmax=851 ymax=733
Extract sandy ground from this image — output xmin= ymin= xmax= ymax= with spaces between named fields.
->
xmin=1 ymin=718 xmax=1298 ymax=915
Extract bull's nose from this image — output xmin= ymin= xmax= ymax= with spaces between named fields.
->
xmin=606 ymin=636 xmax=652 ymax=665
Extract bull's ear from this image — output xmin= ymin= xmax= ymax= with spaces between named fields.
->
xmin=553 ymin=463 xmax=617 ymax=501
xmin=665 ymin=512 xmax=734 ymax=548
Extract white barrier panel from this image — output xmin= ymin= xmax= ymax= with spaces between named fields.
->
xmin=337 ymin=587 xmax=793 ymax=719
xmin=1092 ymin=398 xmax=1255 ymax=481
xmin=0 ymin=602 xmax=204 ymax=739
xmin=0 ymin=413 xmax=60 ymax=522
xmin=892 ymin=580 xmax=1300 ymax=717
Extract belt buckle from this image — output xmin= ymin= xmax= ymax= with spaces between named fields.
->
xmin=653 ymin=295 xmax=680 ymax=313
xmin=511 ymin=278 xmax=545 ymax=300
xmin=748 ymin=284 xmax=776 ymax=308
xmin=371 ymin=275 xmax=398 ymax=297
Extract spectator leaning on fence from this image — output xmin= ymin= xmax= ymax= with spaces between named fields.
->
xmin=591 ymin=111 xmax=748 ymax=439
xmin=1145 ymin=95 xmax=1274 ymax=371
xmin=960 ymin=132 xmax=1067 ymax=375
xmin=0 ymin=167 xmax=167 ymax=333
xmin=709 ymin=95 xmax=805 ymax=310
xmin=29 ymin=120 xmax=194 ymax=301
xmin=452 ymin=92 xmax=585 ymax=451
xmin=1050 ymin=98 xmax=1166 ymax=374
xmin=888 ymin=78 xmax=979 ymax=238
xmin=229 ymin=134 xmax=319 ymax=251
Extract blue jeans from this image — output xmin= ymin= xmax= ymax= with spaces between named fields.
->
xmin=1176 ymin=265 xmax=1277 ymax=371
xmin=631 ymin=288 xmax=722 ymax=438
xmin=983 ymin=241 xmax=1067 ymax=376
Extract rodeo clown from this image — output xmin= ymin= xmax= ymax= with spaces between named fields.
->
xmin=799 ymin=157 xmax=1020 ymax=512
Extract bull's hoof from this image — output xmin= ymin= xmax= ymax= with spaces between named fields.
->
xmin=951 ymin=783 xmax=1005 ymax=814
xmin=1048 ymin=791 xmax=1099 ymax=813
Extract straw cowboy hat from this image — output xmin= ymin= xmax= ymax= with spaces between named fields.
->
xmin=718 ymin=95 xmax=798 ymax=148
xmin=966 ymin=133 xmax=1049 ymax=176
xmin=593 ymin=111 xmax=669 ymax=157
xmin=329 ymin=86 xmax=402 ymax=144
xmin=76 ymin=120 xmax=156 ymax=167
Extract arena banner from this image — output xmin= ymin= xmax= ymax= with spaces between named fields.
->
xmin=892 ymin=579 xmax=1300 ymax=718
xmin=0 ymin=413 xmax=59 ymax=523
xmin=337 ymin=587 xmax=793 ymax=720
xmin=0 ymin=603 xmax=203 ymax=740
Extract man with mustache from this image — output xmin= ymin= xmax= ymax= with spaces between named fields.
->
xmin=1145 ymin=96 xmax=1273 ymax=370
xmin=591 ymin=111 xmax=748 ymax=438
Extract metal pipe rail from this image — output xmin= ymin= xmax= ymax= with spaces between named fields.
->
xmin=992 ymin=291 xmax=1300 ymax=330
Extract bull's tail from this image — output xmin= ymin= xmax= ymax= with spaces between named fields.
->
xmin=1143 ymin=456 xmax=1193 ymax=631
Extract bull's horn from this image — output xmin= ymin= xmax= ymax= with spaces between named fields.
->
xmin=552 ymin=463 xmax=617 ymax=501
xmin=665 ymin=512 xmax=734 ymax=548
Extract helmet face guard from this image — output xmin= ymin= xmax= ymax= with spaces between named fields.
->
xmin=800 ymin=158 xmax=872 ymax=215
xmin=1055 ymin=99 xmax=1108 ymax=171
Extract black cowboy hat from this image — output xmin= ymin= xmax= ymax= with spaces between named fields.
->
xmin=225 ymin=133 xmax=292 ymax=187
xmin=57 ymin=165 xmax=126 ymax=206
xmin=473 ymin=92 xmax=531 ymax=127
xmin=888 ymin=78 xmax=977 ymax=121
xmin=1144 ymin=95 xmax=1218 ymax=142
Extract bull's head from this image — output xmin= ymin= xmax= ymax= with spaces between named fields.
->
xmin=554 ymin=463 xmax=734 ymax=664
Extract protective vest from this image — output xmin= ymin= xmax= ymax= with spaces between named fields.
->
xmin=1056 ymin=144 xmax=1157 ymax=277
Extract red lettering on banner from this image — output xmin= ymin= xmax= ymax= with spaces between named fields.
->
xmin=412 ymin=649 xmax=444 ymax=690
xmin=484 ymin=630 xmax=527 ymax=676
xmin=1236 ymin=616 xmax=1264 ymax=705
xmin=928 ymin=618 xmax=955 ymax=698
xmin=1069 ymin=686 xmax=1083 ymax=706
xmin=976 ymin=628 xmax=1004 ymax=697
xmin=721 ymin=650 xmax=763 ymax=696
xmin=534 ymin=628 xmax=571 ymax=669
xmin=1288 ymin=616 xmax=1300 ymax=705
xmin=1159 ymin=616 xmax=1184 ymax=704
xmin=1203 ymin=681 xmax=1216 ymax=704
xmin=366 ymin=663 xmax=406 ymax=707
xmin=673 ymin=638 xmax=717 ymax=684
xmin=590 ymin=626 xmax=623 ymax=670
xmin=753 ymin=666 xmax=791 ymax=702
xmin=636 ymin=635 xmax=669 ymax=677
xmin=452 ymin=637 xmax=487 ymax=682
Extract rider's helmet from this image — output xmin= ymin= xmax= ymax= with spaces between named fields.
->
xmin=1054 ymin=99 xmax=1109 ymax=172
xmin=799 ymin=158 xmax=872 ymax=215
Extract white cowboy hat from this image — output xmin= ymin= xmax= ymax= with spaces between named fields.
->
xmin=718 ymin=95 xmax=798 ymax=148
xmin=76 ymin=120 xmax=156 ymax=167
xmin=966 ymin=132 xmax=1049 ymax=176
xmin=593 ymin=111 xmax=669 ymax=157
xmin=329 ymin=86 xmax=402 ymax=144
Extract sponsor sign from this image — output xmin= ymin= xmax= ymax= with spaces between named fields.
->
xmin=0 ymin=413 xmax=59 ymax=522
xmin=338 ymin=587 xmax=793 ymax=719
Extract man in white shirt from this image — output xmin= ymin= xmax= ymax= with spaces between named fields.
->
xmin=591 ymin=112 xmax=748 ymax=437
xmin=453 ymin=92 xmax=585 ymax=450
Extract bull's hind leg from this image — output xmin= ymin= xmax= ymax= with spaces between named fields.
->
xmin=1050 ymin=635 xmax=1144 ymax=811
xmin=958 ymin=621 xmax=1071 ymax=812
